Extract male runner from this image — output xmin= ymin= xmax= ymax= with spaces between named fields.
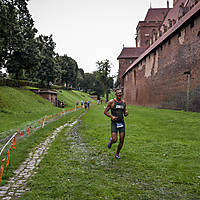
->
xmin=104 ymin=89 xmax=128 ymax=159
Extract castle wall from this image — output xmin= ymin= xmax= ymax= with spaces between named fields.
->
xmin=119 ymin=58 xmax=136 ymax=86
xmin=123 ymin=12 xmax=200 ymax=111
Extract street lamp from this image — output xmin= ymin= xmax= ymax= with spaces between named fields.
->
xmin=183 ymin=71 xmax=191 ymax=111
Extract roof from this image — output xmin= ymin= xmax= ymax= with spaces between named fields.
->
xmin=162 ymin=0 xmax=186 ymax=27
xmin=37 ymin=90 xmax=57 ymax=94
xmin=123 ymin=1 xmax=200 ymax=78
xmin=144 ymin=8 xmax=170 ymax=21
xmin=117 ymin=47 xmax=146 ymax=60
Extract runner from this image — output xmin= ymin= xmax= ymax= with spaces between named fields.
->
xmin=87 ymin=100 xmax=90 ymax=109
xmin=75 ymin=100 xmax=79 ymax=110
xmin=84 ymin=101 xmax=88 ymax=109
xmin=81 ymin=100 xmax=83 ymax=108
xmin=104 ymin=89 xmax=128 ymax=159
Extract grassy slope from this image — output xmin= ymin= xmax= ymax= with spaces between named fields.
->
xmin=22 ymin=104 xmax=200 ymax=199
xmin=57 ymin=90 xmax=95 ymax=109
xmin=0 ymin=87 xmax=94 ymax=138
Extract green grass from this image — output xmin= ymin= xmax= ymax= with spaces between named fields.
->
xmin=21 ymin=105 xmax=200 ymax=199
xmin=0 ymin=87 xmax=94 ymax=138
xmin=0 ymin=109 xmax=85 ymax=186
xmin=0 ymin=86 xmax=61 ymax=136
xmin=57 ymin=90 xmax=95 ymax=109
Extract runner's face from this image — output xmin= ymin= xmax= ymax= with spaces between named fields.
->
xmin=115 ymin=90 xmax=122 ymax=100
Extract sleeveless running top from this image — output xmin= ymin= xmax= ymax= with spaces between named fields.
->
xmin=111 ymin=99 xmax=125 ymax=122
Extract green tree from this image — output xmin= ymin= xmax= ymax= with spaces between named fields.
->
xmin=80 ymin=73 xmax=96 ymax=92
xmin=96 ymin=59 xmax=112 ymax=102
xmin=56 ymin=54 xmax=78 ymax=87
xmin=35 ymin=35 xmax=56 ymax=87
xmin=79 ymin=71 xmax=104 ymax=97
xmin=0 ymin=0 xmax=38 ymax=79
xmin=114 ymin=69 xmax=120 ymax=88
xmin=76 ymin=68 xmax=85 ymax=89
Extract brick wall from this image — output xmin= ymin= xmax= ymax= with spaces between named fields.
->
xmin=119 ymin=58 xmax=136 ymax=86
xmin=123 ymin=13 xmax=200 ymax=111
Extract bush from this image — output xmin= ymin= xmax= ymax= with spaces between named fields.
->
xmin=0 ymin=78 xmax=64 ymax=89
xmin=0 ymin=78 xmax=40 ymax=88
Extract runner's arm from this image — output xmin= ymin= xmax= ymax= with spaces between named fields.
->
xmin=104 ymin=100 xmax=117 ymax=121
xmin=123 ymin=100 xmax=128 ymax=117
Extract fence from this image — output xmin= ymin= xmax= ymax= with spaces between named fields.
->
xmin=0 ymin=105 xmax=83 ymax=183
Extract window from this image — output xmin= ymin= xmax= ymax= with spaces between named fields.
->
xmin=168 ymin=39 xmax=171 ymax=45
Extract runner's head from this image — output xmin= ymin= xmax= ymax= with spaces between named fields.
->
xmin=115 ymin=89 xmax=122 ymax=101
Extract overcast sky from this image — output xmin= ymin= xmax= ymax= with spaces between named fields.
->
xmin=28 ymin=0 xmax=173 ymax=76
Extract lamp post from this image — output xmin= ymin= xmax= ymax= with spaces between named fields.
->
xmin=184 ymin=71 xmax=191 ymax=111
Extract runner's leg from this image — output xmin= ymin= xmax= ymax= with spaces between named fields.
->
xmin=116 ymin=132 xmax=125 ymax=155
xmin=107 ymin=132 xmax=117 ymax=149
xmin=111 ymin=132 xmax=117 ymax=143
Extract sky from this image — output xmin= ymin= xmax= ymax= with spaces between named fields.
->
xmin=27 ymin=0 xmax=173 ymax=76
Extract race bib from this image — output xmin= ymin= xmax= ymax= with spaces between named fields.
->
xmin=116 ymin=123 xmax=124 ymax=128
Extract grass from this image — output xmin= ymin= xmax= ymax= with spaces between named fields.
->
xmin=21 ymin=104 xmax=200 ymax=199
xmin=57 ymin=90 xmax=95 ymax=109
xmin=0 ymin=108 xmax=85 ymax=186
xmin=0 ymin=87 xmax=94 ymax=138
xmin=0 ymin=86 xmax=60 ymax=136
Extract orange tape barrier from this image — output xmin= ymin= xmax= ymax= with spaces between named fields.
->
xmin=0 ymin=159 xmax=5 ymax=183
xmin=0 ymin=105 xmax=84 ymax=183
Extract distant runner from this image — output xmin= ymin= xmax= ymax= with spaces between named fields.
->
xmin=81 ymin=100 xmax=83 ymax=107
xmin=104 ymin=89 xmax=128 ymax=159
xmin=84 ymin=101 xmax=88 ymax=109
xmin=87 ymin=100 xmax=90 ymax=109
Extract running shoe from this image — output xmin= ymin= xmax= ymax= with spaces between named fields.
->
xmin=107 ymin=138 xmax=112 ymax=149
xmin=115 ymin=153 xmax=120 ymax=159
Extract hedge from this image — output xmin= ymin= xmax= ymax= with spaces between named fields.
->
xmin=0 ymin=78 xmax=63 ymax=89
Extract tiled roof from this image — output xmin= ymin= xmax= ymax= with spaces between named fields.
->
xmin=117 ymin=47 xmax=146 ymax=59
xmin=144 ymin=8 xmax=170 ymax=21
xmin=123 ymin=1 xmax=200 ymax=77
xmin=162 ymin=0 xmax=186 ymax=27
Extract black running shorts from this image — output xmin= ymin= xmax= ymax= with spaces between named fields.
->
xmin=111 ymin=121 xmax=125 ymax=133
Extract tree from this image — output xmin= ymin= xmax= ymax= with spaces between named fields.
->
xmin=114 ymin=69 xmax=120 ymax=88
xmin=1 ymin=0 xmax=38 ymax=79
xmin=0 ymin=0 xmax=81 ymax=87
xmin=34 ymin=34 xmax=56 ymax=87
xmin=55 ymin=54 xmax=78 ymax=87
xmin=76 ymin=68 xmax=85 ymax=89
xmin=79 ymin=73 xmax=96 ymax=92
xmin=96 ymin=59 xmax=112 ymax=102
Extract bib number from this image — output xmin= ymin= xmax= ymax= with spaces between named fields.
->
xmin=116 ymin=123 xmax=124 ymax=128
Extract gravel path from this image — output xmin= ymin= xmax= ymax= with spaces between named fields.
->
xmin=0 ymin=116 xmax=82 ymax=200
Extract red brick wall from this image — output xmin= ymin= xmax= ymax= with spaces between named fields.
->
xmin=119 ymin=58 xmax=136 ymax=86
xmin=123 ymin=14 xmax=200 ymax=111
